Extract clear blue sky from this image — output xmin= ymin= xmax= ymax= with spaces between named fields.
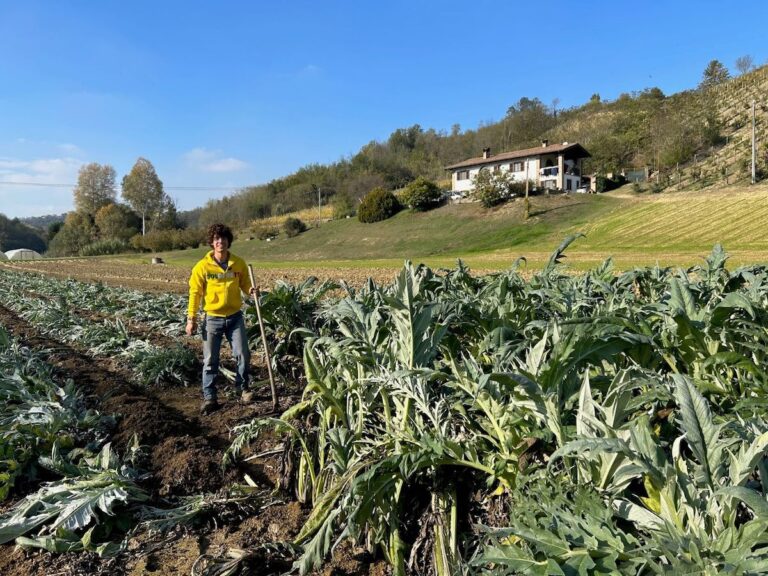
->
xmin=1 ymin=0 xmax=765 ymax=218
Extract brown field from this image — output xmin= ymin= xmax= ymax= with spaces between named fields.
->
xmin=0 ymin=258 xmax=424 ymax=295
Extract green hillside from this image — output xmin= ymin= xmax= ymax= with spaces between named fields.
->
xmin=183 ymin=64 xmax=768 ymax=231
xmin=151 ymin=183 xmax=768 ymax=272
xmin=0 ymin=215 xmax=47 ymax=253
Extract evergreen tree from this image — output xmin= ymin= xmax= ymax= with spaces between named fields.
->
xmin=47 ymin=211 xmax=97 ymax=255
xmin=699 ymin=60 xmax=730 ymax=89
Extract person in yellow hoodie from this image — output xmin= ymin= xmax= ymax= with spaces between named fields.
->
xmin=186 ymin=223 xmax=256 ymax=414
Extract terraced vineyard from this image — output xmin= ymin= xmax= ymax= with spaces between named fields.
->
xmin=484 ymin=187 xmax=768 ymax=270
xmin=1 ymin=238 xmax=767 ymax=575
xmin=571 ymin=188 xmax=768 ymax=252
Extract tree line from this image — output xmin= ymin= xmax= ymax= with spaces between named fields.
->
xmin=46 ymin=158 xmax=202 ymax=256
xmin=0 ymin=214 xmax=48 ymax=254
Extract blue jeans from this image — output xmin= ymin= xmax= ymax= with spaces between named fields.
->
xmin=201 ymin=311 xmax=250 ymax=401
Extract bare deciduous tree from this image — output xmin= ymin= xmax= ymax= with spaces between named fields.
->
xmin=735 ymin=55 xmax=754 ymax=76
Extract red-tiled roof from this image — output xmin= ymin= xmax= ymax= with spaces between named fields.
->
xmin=445 ymin=143 xmax=590 ymax=170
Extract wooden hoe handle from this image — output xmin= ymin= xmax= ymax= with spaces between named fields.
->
xmin=248 ymin=264 xmax=279 ymax=411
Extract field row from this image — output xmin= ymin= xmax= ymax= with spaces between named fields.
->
xmin=220 ymin=243 xmax=768 ymax=574
xmin=0 ymin=269 xmax=195 ymax=386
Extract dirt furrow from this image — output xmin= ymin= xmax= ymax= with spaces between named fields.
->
xmin=0 ymin=303 xmax=306 ymax=575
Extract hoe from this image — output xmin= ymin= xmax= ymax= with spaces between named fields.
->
xmin=248 ymin=264 xmax=279 ymax=412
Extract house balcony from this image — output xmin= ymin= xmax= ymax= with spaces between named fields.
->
xmin=540 ymin=166 xmax=580 ymax=180
xmin=540 ymin=166 xmax=559 ymax=180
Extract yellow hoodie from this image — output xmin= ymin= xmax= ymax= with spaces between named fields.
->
xmin=187 ymin=251 xmax=252 ymax=318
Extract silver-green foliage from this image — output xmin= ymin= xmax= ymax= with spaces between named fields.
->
xmin=226 ymin=241 xmax=768 ymax=575
xmin=0 ymin=270 xmax=196 ymax=385
xmin=0 ymin=325 xmax=107 ymax=501
xmin=0 ymin=442 xmax=148 ymax=556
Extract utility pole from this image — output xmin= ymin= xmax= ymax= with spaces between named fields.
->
xmin=524 ymin=158 xmax=530 ymax=219
xmin=751 ymin=100 xmax=756 ymax=185
xmin=312 ymin=184 xmax=322 ymax=227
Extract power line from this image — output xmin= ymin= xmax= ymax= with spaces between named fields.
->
xmin=0 ymin=181 xmax=72 ymax=188
xmin=0 ymin=181 xmax=245 ymax=191
xmin=167 ymin=185 xmax=244 ymax=191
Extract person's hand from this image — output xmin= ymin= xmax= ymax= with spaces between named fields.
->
xmin=185 ymin=317 xmax=197 ymax=336
xmin=250 ymin=286 xmax=259 ymax=298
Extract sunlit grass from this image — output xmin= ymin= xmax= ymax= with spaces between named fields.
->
xmin=112 ymin=183 xmax=768 ymax=273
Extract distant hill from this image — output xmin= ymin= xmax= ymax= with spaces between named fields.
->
xmin=0 ymin=214 xmax=47 ymax=253
xmin=20 ymin=213 xmax=66 ymax=231
xmin=674 ymin=66 xmax=768 ymax=188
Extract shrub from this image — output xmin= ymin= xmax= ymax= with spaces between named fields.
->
xmin=332 ymin=194 xmax=356 ymax=219
xmin=131 ymin=230 xmax=173 ymax=252
xmin=254 ymin=224 xmax=279 ymax=241
xmin=473 ymin=169 xmax=513 ymax=208
xmin=506 ymin=180 xmax=529 ymax=198
xmin=282 ymin=217 xmax=307 ymax=238
xmin=595 ymin=174 xmax=627 ymax=193
xmin=357 ymin=188 xmax=401 ymax=223
xmin=401 ymin=177 xmax=442 ymax=211
xmin=130 ymin=228 xmax=205 ymax=252
xmin=172 ymin=227 xmax=206 ymax=249
xmin=474 ymin=172 xmax=530 ymax=206
xmin=79 ymin=238 xmax=131 ymax=256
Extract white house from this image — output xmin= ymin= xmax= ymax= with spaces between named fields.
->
xmin=446 ymin=141 xmax=591 ymax=194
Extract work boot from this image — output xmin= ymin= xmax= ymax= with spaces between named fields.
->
xmin=240 ymin=390 xmax=255 ymax=403
xmin=200 ymin=399 xmax=220 ymax=415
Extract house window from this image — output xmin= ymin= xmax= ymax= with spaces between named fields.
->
xmin=566 ymin=179 xmax=573 ymax=191
xmin=493 ymin=165 xmax=500 ymax=173
xmin=512 ymin=161 xmax=523 ymax=172
xmin=456 ymin=170 xmax=469 ymax=181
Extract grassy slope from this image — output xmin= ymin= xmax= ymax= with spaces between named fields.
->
xmin=149 ymin=184 xmax=768 ymax=273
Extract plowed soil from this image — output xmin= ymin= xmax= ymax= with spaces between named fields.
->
xmin=0 ymin=258 xmax=399 ymax=295
xmin=0 ymin=297 xmax=388 ymax=575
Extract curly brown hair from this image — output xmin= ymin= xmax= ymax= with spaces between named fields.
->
xmin=206 ymin=223 xmax=234 ymax=247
